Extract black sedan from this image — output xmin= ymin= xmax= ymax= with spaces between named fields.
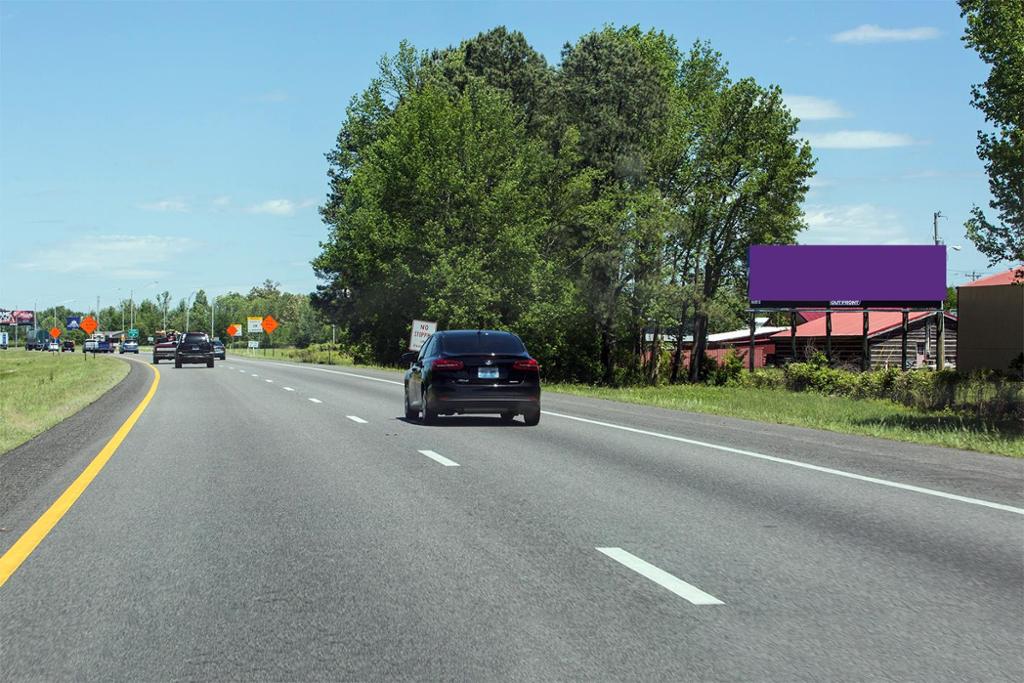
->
xmin=402 ymin=330 xmax=540 ymax=425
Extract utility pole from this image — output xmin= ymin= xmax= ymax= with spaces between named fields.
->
xmin=933 ymin=211 xmax=945 ymax=370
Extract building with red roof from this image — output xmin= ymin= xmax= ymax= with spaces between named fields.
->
xmin=771 ymin=310 xmax=957 ymax=369
xmin=957 ymin=267 xmax=1023 ymax=377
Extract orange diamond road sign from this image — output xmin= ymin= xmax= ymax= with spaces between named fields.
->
xmin=50 ymin=327 xmax=61 ymax=339
xmin=80 ymin=316 xmax=98 ymax=335
xmin=261 ymin=315 xmax=278 ymax=334
xmin=226 ymin=324 xmax=238 ymax=337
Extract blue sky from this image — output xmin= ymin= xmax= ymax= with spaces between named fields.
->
xmin=0 ymin=0 xmax=1006 ymax=312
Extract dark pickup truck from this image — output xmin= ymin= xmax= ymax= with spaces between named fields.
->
xmin=152 ymin=333 xmax=178 ymax=364
xmin=175 ymin=332 xmax=214 ymax=368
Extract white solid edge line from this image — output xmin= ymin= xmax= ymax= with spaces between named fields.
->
xmin=346 ymin=415 xmax=368 ymax=424
xmin=224 ymin=359 xmax=1022 ymax=516
xmin=418 ymin=449 xmax=459 ymax=467
xmin=229 ymin=358 xmax=403 ymax=385
xmin=283 ymin=387 xmax=295 ymax=392
xmin=308 ymin=398 xmax=322 ymax=404
xmin=596 ymin=547 xmax=723 ymax=605
xmin=544 ymin=411 xmax=1024 ymax=516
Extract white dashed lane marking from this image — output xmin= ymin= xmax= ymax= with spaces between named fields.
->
xmin=417 ymin=450 xmax=459 ymax=467
xmin=596 ymin=547 xmax=723 ymax=605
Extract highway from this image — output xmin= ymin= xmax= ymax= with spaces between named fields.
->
xmin=2 ymin=354 xmax=1022 ymax=681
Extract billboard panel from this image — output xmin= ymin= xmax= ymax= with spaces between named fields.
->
xmin=749 ymin=245 xmax=946 ymax=308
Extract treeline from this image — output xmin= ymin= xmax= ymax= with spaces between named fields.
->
xmin=312 ymin=26 xmax=815 ymax=384
xmin=34 ymin=280 xmax=328 ymax=348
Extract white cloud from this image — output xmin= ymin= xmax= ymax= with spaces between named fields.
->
xmin=247 ymin=198 xmax=317 ymax=216
xmin=212 ymin=195 xmax=231 ymax=208
xmin=802 ymin=204 xmax=911 ymax=245
xmin=804 ymin=130 xmax=918 ymax=149
xmin=17 ymin=234 xmax=197 ymax=277
xmin=139 ymin=198 xmax=189 ymax=212
xmin=832 ymin=24 xmax=940 ymax=44
xmin=784 ymin=95 xmax=850 ymax=121
xmin=248 ymin=199 xmax=296 ymax=215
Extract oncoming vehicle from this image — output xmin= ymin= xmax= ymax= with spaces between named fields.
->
xmin=175 ymin=331 xmax=214 ymax=368
xmin=402 ymin=329 xmax=541 ymax=425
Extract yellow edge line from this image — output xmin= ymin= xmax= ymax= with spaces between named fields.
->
xmin=0 ymin=362 xmax=160 ymax=588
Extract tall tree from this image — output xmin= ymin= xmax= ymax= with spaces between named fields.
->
xmin=960 ymin=0 xmax=1023 ymax=265
xmin=557 ymin=26 xmax=680 ymax=383
xmin=658 ymin=43 xmax=814 ymax=381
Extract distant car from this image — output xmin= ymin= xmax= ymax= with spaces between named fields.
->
xmin=120 ymin=340 xmax=139 ymax=354
xmin=211 ymin=339 xmax=225 ymax=360
xmin=62 ymin=340 xmax=75 ymax=352
xmin=152 ymin=333 xmax=178 ymax=364
xmin=48 ymin=341 xmax=60 ymax=352
xmin=175 ymin=331 xmax=214 ymax=368
xmin=402 ymin=329 xmax=541 ymax=425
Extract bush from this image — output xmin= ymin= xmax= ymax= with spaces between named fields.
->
xmin=703 ymin=350 xmax=745 ymax=386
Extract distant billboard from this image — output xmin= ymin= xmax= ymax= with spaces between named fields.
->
xmin=1 ymin=310 xmax=37 ymax=326
xmin=749 ymin=245 xmax=946 ymax=308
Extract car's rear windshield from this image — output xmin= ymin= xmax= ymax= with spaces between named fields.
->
xmin=441 ymin=333 xmax=526 ymax=355
xmin=184 ymin=333 xmax=208 ymax=343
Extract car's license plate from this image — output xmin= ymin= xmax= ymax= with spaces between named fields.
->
xmin=191 ymin=346 xmax=198 ymax=351
xmin=478 ymin=367 xmax=499 ymax=379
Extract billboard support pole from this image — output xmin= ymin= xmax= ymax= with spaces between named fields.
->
xmin=862 ymin=309 xmax=870 ymax=371
xmin=936 ymin=306 xmax=945 ymax=371
xmin=789 ymin=311 xmax=797 ymax=363
xmin=901 ymin=311 xmax=909 ymax=370
xmin=825 ymin=305 xmax=832 ymax=364
xmin=748 ymin=313 xmax=756 ymax=372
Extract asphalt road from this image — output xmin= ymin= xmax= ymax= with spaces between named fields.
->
xmin=2 ymin=354 xmax=1022 ymax=681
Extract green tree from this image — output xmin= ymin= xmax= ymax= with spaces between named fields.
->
xmin=658 ymin=43 xmax=814 ymax=381
xmin=315 ymin=68 xmax=553 ymax=362
xmin=959 ymin=0 xmax=1023 ymax=265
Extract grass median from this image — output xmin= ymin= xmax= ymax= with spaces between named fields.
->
xmin=546 ymin=382 xmax=1024 ymax=457
xmin=0 ymin=348 xmax=130 ymax=455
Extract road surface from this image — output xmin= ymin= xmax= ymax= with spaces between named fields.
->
xmin=2 ymin=354 xmax=1022 ymax=680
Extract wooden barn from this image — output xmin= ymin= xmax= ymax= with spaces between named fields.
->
xmin=771 ymin=311 xmax=958 ymax=370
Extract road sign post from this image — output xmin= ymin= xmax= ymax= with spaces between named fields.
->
xmin=261 ymin=315 xmax=277 ymax=357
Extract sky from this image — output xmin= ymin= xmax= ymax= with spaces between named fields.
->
xmin=0 ymin=0 xmax=1009 ymax=313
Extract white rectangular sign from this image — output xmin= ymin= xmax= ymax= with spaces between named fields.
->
xmin=247 ymin=316 xmax=263 ymax=334
xmin=409 ymin=319 xmax=437 ymax=351
xmin=248 ymin=340 xmax=260 ymax=349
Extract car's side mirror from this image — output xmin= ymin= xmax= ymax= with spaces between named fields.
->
xmin=400 ymin=351 xmax=418 ymax=365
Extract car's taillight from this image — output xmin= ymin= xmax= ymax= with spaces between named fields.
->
xmin=432 ymin=358 xmax=464 ymax=372
xmin=512 ymin=358 xmax=539 ymax=371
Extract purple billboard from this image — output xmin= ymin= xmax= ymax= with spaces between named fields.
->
xmin=749 ymin=245 xmax=947 ymax=308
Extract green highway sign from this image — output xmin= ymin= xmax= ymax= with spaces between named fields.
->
xmin=128 ymin=328 xmax=139 ymax=339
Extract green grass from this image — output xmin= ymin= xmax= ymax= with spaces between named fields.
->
xmin=0 ymin=348 xmax=130 ymax=455
xmin=224 ymin=346 xmax=391 ymax=371
xmin=545 ymin=382 xmax=1024 ymax=457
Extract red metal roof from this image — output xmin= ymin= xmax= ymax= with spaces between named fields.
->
xmin=797 ymin=311 xmax=827 ymax=323
xmin=961 ymin=267 xmax=1023 ymax=288
xmin=772 ymin=311 xmax=955 ymax=339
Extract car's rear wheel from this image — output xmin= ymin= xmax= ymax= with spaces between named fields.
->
xmin=174 ymin=359 xmax=182 ymax=368
xmin=152 ymin=358 xmax=159 ymax=364
xmin=404 ymin=389 xmax=417 ymax=420
xmin=207 ymin=359 xmax=214 ymax=368
xmin=499 ymin=411 xmax=516 ymax=423
xmin=421 ymin=389 xmax=437 ymax=425
xmin=523 ymin=408 xmax=540 ymax=426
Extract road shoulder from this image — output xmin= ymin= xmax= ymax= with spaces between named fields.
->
xmin=0 ymin=357 xmax=151 ymax=554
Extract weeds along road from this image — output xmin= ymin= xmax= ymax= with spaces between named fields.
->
xmin=2 ymin=354 xmax=1022 ymax=681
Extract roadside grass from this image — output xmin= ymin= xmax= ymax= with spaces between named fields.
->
xmin=545 ymin=382 xmax=1024 ymax=457
xmin=224 ymin=346 xmax=392 ymax=371
xmin=221 ymin=345 xmax=1022 ymax=457
xmin=0 ymin=348 xmax=129 ymax=455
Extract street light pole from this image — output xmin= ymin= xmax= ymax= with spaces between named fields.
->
xmin=933 ymin=211 xmax=946 ymax=370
